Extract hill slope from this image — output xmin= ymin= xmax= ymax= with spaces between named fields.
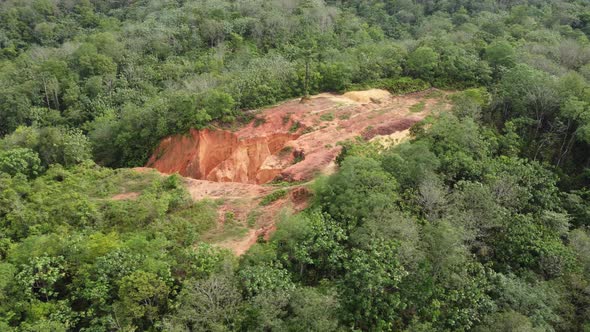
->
xmin=143 ymin=89 xmax=451 ymax=254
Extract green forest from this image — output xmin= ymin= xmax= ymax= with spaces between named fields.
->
xmin=1 ymin=0 xmax=590 ymax=331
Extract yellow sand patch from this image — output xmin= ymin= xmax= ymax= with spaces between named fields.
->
xmin=342 ymin=89 xmax=392 ymax=103
xmin=370 ymin=129 xmax=412 ymax=149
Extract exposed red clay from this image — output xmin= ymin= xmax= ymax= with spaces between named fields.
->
xmin=144 ymin=89 xmax=452 ymax=255
xmin=147 ymin=89 xmax=450 ymax=185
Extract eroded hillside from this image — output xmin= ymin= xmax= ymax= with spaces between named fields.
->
xmin=144 ymin=89 xmax=451 ymax=254
xmin=148 ymin=89 xmax=450 ymax=183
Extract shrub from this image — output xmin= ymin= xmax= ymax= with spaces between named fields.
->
xmin=260 ymin=189 xmax=288 ymax=206
xmin=346 ymin=77 xmax=430 ymax=95
xmin=376 ymin=77 xmax=430 ymax=94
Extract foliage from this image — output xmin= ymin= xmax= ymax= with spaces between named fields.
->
xmin=0 ymin=162 xmax=221 ymax=330
xmin=1 ymin=0 xmax=590 ymax=331
xmin=259 ymin=189 xmax=288 ymax=207
xmin=316 ymin=156 xmax=398 ymax=228
xmin=340 ymin=239 xmax=407 ymax=330
xmin=1 ymin=126 xmax=91 ymax=167
xmin=0 ymin=148 xmax=42 ymax=178
xmin=349 ymin=77 xmax=431 ymax=95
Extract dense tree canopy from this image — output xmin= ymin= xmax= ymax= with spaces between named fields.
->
xmin=1 ymin=0 xmax=590 ymax=331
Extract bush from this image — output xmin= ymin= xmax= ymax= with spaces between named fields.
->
xmin=376 ymin=77 xmax=431 ymax=94
xmin=1 ymin=126 xmax=92 ymax=168
xmin=347 ymin=77 xmax=430 ymax=95
xmin=0 ymin=148 xmax=42 ymax=178
xmin=260 ymin=190 xmax=288 ymax=206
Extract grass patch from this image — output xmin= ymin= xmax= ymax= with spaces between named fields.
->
xmin=301 ymin=127 xmax=314 ymax=134
xmin=293 ymin=154 xmax=304 ymax=164
xmin=279 ymin=146 xmax=293 ymax=156
xmin=373 ymin=108 xmax=388 ymax=115
xmin=203 ymin=208 xmax=248 ymax=243
xmin=167 ymin=200 xmax=218 ymax=238
xmin=424 ymin=89 xmax=444 ymax=99
xmin=282 ymin=114 xmax=292 ymax=125
xmin=89 ymin=168 xmax=162 ymax=198
xmin=247 ymin=209 xmax=262 ymax=227
xmin=253 ymin=116 xmax=266 ymax=127
xmin=268 ymin=179 xmax=306 ymax=187
xmin=260 ymin=189 xmax=288 ymax=206
xmin=206 ymin=223 xmax=248 ymax=243
xmin=410 ymin=101 xmax=426 ymax=113
xmin=289 ymin=121 xmax=301 ymax=133
xmin=320 ymin=113 xmax=335 ymax=121
xmin=224 ymin=211 xmax=236 ymax=223
xmin=338 ymin=112 xmax=351 ymax=120
xmin=432 ymin=105 xmax=445 ymax=114
xmin=170 ymin=199 xmax=217 ymax=221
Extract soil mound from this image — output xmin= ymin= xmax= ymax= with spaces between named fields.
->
xmin=342 ymin=89 xmax=392 ymax=103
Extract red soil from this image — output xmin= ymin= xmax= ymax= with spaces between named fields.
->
xmin=147 ymin=89 xmax=449 ymax=185
xmin=147 ymin=129 xmax=298 ymax=184
xmin=144 ymin=89 xmax=451 ymax=255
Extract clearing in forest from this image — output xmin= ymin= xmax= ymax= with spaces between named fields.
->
xmin=142 ymin=88 xmax=452 ymax=254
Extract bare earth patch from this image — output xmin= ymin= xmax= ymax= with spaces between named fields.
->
xmin=143 ymin=89 xmax=452 ymax=255
xmin=341 ymin=89 xmax=392 ymax=103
